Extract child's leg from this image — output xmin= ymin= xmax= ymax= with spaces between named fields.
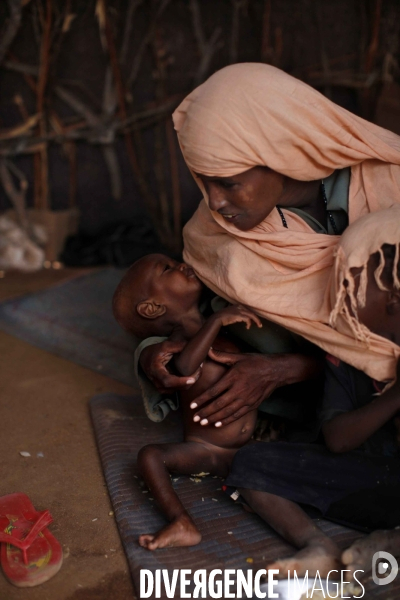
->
xmin=239 ymin=488 xmax=341 ymax=577
xmin=137 ymin=441 xmax=222 ymax=550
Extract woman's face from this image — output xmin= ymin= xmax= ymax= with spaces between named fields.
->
xmin=196 ymin=166 xmax=285 ymax=231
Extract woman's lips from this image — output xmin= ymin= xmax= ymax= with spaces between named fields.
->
xmin=220 ymin=213 xmax=240 ymax=222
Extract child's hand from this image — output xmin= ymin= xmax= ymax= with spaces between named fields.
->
xmin=216 ymin=305 xmax=262 ymax=330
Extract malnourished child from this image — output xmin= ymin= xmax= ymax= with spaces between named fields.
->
xmin=113 ymin=253 xmax=262 ymax=550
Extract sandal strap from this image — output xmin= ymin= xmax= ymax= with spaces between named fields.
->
xmin=0 ymin=510 xmax=53 ymax=561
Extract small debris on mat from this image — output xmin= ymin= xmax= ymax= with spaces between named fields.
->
xmin=108 ymin=511 xmax=114 ymax=516
xmin=92 ymin=518 xmax=98 ymax=522
xmin=212 ymin=498 xmax=218 ymax=502
xmin=110 ymin=549 xmax=116 ymax=552
xmin=191 ymin=472 xmax=209 ymax=477
xmin=246 ymin=558 xmax=253 ymax=564
xmin=19 ymin=451 xmax=31 ymax=457
xmin=228 ymin=531 xmax=233 ymax=535
xmin=142 ymin=490 xmax=148 ymax=494
xmin=172 ymin=478 xmax=179 ymax=482
xmin=190 ymin=477 xmax=203 ymax=483
xmin=37 ymin=452 xmax=44 ymax=458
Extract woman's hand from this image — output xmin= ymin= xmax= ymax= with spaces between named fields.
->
xmin=191 ymin=350 xmax=322 ymax=427
xmin=139 ymin=340 xmax=202 ymax=394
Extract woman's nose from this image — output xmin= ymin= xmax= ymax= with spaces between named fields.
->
xmin=207 ymin=187 xmax=228 ymax=212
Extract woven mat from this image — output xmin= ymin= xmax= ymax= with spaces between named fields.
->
xmin=90 ymin=393 xmax=399 ymax=599
xmin=0 ymin=269 xmax=138 ymax=386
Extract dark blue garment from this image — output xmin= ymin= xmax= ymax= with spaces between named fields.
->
xmin=225 ymin=442 xmax=400 ymax=531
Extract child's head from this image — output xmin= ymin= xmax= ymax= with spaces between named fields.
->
xmin=330 ymin=206 xmax=400 ymax=346
xmin=113 ymin=254 xmax=203 ymax=338
xmin=355 ymin=244 xmax=400 ymax=345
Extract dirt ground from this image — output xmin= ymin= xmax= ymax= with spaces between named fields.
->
xmin=0 ymin=269 xmax=136 ymax=600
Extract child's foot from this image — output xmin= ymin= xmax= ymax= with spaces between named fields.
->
xmin=139 ymin=513 xmax=201 ymax=550
xmin=267 ymin=538 xmax=342 ymax=578
xmin=342 ymin=529 xmax=400 ymax=575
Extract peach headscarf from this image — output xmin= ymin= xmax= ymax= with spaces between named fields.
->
xmin=173 ymin=63 xmax=400 ymax=381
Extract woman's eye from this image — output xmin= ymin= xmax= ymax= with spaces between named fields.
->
xmin=219 ymin=181 xmax=236 ymax=189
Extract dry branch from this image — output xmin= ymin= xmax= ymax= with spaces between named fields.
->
xmin=0 ymin=114 xmax=39 ymax=140
xmin=127 ymin=0 xmax=171 ymax=88
xmin=190 ymin=0 xmax=223 ymax=87
xmin=0 ymin=158 xmax=35 ymax=242
xmin=314 ymin=0 xmax=332 ymax=99
xmin=365 ymin=0 xmax=382 ymax=74
xmin=0 ymin=0 xmax=23 ymax=65
xmin=229 ymin=0 xmax=245 ymax=64
xmin=119 ymin=0 xmax=143 ymax=65
xmin=34 ymin=0 xmax=53 ymax=210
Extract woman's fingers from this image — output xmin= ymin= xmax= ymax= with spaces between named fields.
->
xmin=194 ymin=391 xmax=243 ymax=424
xmin=215 ymin=405 xmax=253 ymax=427
xmin=203 ymin=400 xmax=252 ymax=427
xmin=157 ymin=368 xmax=201 ymax=393
xmin=190 ymin=376 xmax=231 ymax=411
xmin=140 ymin=339 xmax=201 ymax=393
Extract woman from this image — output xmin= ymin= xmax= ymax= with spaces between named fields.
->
xmin=138 ymin=62 xmax=400 ymax=427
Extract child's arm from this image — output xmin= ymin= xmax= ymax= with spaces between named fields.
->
xmin=173 ymin=306 xmax=262 ymax=377
xmin=323 ymin=373 xmax=400 ymax=453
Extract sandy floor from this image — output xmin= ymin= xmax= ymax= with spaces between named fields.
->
xmin=0 ymin=269 xmax=136 ymax=599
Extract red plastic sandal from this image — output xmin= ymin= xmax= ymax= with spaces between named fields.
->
xmin=0 ymin=493 xmax=63 ymax=587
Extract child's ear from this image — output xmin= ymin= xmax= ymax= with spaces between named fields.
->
xmin=137 ymin=300 xmax=166 ymax=320
xmin=387 ymin=290 xmax=400 ymax=316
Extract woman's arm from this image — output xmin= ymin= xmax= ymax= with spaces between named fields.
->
xmin=189 ymin=350 xmax=323 ymax=426
xmin=173 ymin=306 xmax=262 ymax=376
xmin=322 ymin=379 xmax=400 ymax=453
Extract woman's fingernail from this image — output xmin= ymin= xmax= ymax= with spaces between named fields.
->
xmin=187 ymin=378 xmax=195 ymax=384
xmin=200 ymin=418 xmax=208 ymax=426
xmin=193 ymin=415 xmax=200 ymax=422
xmin=190 ymin=402 xmax=197 ymax=409
xmin=215 ymin=421 xmax=222 ymax=428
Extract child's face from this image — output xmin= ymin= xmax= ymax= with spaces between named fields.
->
xmin=139 ymin=254 xmax=203 ymax=312
xmin=353 ymin=258 xmax=400 ymax=346
xmin=196 ymin=166 xmax=284 ymax=231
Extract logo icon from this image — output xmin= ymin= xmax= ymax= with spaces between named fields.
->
xmin=372 ymin=551 xmax=398 ymax=585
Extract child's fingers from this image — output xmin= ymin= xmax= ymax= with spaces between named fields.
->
xmin=238 ymin=308 xmax=262 ymax=328
xmin=250 ymin=313 xmax=262 ymax=328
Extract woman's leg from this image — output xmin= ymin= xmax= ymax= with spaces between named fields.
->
xmin=239 ymin=488 xmax=341 ymax=577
